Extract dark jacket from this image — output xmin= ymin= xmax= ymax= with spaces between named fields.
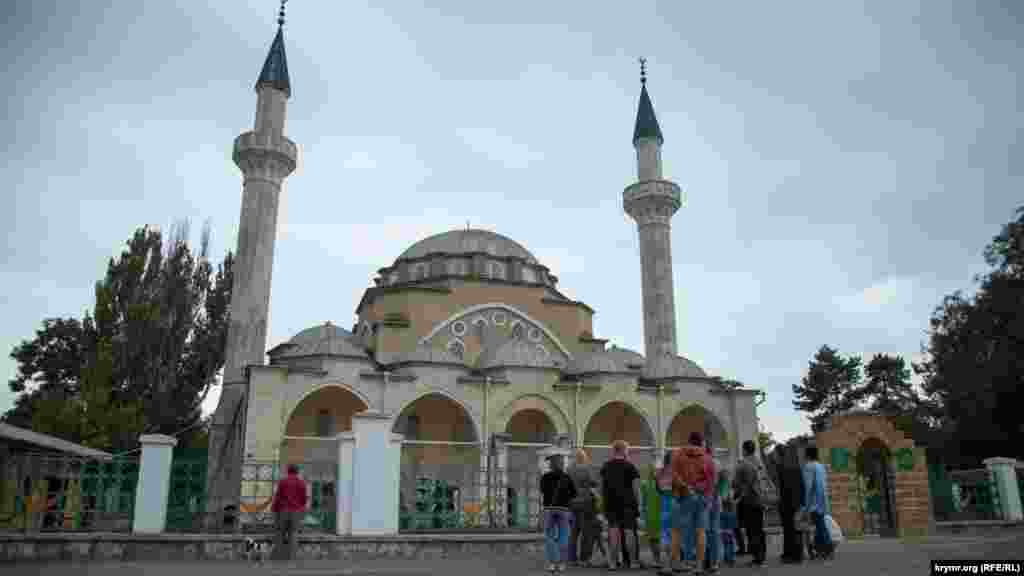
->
xmin=777 ymin=463 xmax=805 ymax=515
xmin=541 ymin=470 xmax=577 ymax=510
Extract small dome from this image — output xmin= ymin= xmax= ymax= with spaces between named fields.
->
xmin=643 ymin=354 xmax=707 ymax=380
xmin=477 ymin=339 xmax=555 ymax=370
xmin=397 ymin=229 xmax=538 ymax=264
xmin=565 ymin=350 xmax=624 ymax=375
xmin=605 ymin=346 xmax=645 ymax=370
xmin=269 ymin=323 xmax=368 ymax=359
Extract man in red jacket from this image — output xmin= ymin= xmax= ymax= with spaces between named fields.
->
xmin=271 ymin=464 xmax=308 ymax=561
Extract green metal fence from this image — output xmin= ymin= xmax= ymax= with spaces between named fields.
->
xmin=165 ymin=451 xmax=338 ymax=534
xmin=0 ymin=453 xmax=139 ymax=532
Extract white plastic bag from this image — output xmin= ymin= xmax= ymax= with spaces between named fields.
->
xmin=826 ymin=514 xmax=843 ymax=545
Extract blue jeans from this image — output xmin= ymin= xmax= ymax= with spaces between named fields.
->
xmin=720 ymin=511 xmax=737 ymax=563
xmin=812 ymin=512 xmax=833 ymax=554
xmin=674 ymin=494 xmax=707 ymax=562
xmin=659 ymin=494 xmax=674 ymax=546
xmin=706 ymin=497 xmax=721 ymax=564
xmin=544 ymin=509 xmax=572 ymax=564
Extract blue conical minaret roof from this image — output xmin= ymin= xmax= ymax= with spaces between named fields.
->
xmin=256 ymin=26 xmax=291 ymax=97
xmin=632 ymin=83 xmax=663 ymax=146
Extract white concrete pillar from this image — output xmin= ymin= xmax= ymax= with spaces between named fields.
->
xmin=133 ymin=434 xmax=178 ymax=534
xmin=983 ymin=457 xmax=1023 ymax=521
xmin=349 ymin=411 xmax=403 ymax=535
xmin=336 ymin=431 xmax=356 ymax=535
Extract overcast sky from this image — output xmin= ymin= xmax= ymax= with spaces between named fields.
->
xmin=3 ymin=1 xmax=1020 ymax=442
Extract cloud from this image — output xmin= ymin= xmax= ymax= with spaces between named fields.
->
xmin=455 ymin=127 xmax=545 ymax=170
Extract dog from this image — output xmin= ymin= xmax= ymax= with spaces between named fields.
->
xmin=243 ymin=537 xmax=272 ymax=564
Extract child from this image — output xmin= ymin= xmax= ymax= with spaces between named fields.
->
xmin=718 ymin=468 xmax=737 ymax=567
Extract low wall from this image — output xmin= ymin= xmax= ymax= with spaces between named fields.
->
xmin=0 ymin=532 xmax=545 ymax=563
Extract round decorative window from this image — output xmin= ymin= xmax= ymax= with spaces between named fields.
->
xmin=451 ymin=320 xmax=467 ymax=337
xmin=528 ymin=326 xmax=542 ymax=342
xmin=448 ymin=339 xmax=465 ymax=359
xmin=492 ymin=311 xmax=507 ymax=326
xmin=510 ymin=321 xmax=524 ymax=339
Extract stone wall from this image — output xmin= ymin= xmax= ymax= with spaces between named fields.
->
xmin=814 ymin=413 xmax=931 ymax=538
xmin=0 ymin=533 xmax=544 ymax=563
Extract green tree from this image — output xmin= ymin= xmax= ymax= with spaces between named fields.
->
xmin=858 ymin=354 xmax=915 ymax=416
xmin=3 ymin=223 xmax=232 ymax=453
xmin=792 ymin=345 xmax=864 ymax=432
xmin=916 ymin=206 xmax=1024 ymax=467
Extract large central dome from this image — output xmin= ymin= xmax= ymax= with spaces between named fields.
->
xmin=397 ymin=229 xmax=538 ymax=264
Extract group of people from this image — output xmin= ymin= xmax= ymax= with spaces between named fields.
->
xmin=539 ymin=435 xmax=836 ymax=574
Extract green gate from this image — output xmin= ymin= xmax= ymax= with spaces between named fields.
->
xmin=166 ymin=449 xmax=208 ymax=532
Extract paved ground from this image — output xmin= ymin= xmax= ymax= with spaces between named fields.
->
xmin=7 ymin=532 xmax=1024 ymax=575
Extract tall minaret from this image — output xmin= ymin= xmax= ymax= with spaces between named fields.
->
xmin=623 ymin=60 xmax=684 ymax=379
xmin=207 ymin=0 xmax=297 ymax=517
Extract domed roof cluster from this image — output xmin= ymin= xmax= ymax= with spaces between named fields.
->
xmin=397 ymin=229 xmax=538 ymax=264
xmin=268 ymin=322 xmax=368 ymax=359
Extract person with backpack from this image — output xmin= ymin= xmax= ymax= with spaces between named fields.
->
xmin=541 ymin=453 xmax=577 ymax=573
xmin=668 ymin=432 xmax=716 ymax=575
xmin=733 ymin=440 xmax=769 ymax=566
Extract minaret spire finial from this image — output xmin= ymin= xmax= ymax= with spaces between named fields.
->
xmin=639 ymin=57 xmax=647 ymax=85
xmin=277 ymin=0 xmax=287 ymax=28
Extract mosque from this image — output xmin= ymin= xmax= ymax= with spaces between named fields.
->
xmin=205 ymin=6 xmax=762 ymax=526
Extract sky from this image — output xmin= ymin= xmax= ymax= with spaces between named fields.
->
xmin=2 ymin=1 xmax=1020 ymax=443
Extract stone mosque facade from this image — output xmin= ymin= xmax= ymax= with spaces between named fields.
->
xmin=206 ymin=14 xmax=762 ymax=511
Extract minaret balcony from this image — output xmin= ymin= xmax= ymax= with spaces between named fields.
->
xmin=623 ymin=179 xmax=682 ymax=224
xmin=233 ymin=131 xmax=298 ymax=178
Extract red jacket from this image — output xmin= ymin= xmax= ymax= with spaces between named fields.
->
xmin=271 ymin=472 xmax=308 ymax=513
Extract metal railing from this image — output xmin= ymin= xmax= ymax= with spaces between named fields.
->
xmin=943 ymin=468 xmax=1001 ymax=522
xmin=0 ymin=453 xmax=138 ymax=533
xmin=165 ymin=454 xmax=339 ymax=534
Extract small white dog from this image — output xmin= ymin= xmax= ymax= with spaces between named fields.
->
xmin=243 ymin=537 xmax=272 ymax=564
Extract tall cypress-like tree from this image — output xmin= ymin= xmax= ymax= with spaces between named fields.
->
xmin=3 ymin=223 xmax=232 ymax=452
xmin=792 ymin=345 xmax=863 ymax=432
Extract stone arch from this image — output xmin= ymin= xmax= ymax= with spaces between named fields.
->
xmin=495 ymin=394 xmax=571 ymax=440
xmin=281 ymin=383 xmax=369 ymax=464
xmin=284 ymin=383 xmax=370 ymax=437
xmin=666 ymin=403 xmax=730 ymax=449
xmin=583 ymin=400 xmax=656 ymax=448
xmin=815 ymin=412 xmax=929 ymax=539
xmin=390 ymin=389 xmax=481 ymax=444
xmin=417 ymin=302 xmax=574 ymax=359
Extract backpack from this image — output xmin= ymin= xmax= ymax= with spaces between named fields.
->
xmin=672 ymin=447 xmax=707 ymax=496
